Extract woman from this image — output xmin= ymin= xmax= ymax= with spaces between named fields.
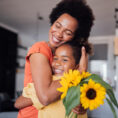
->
xmin=16 ymin=0 xmax=94 ymax=118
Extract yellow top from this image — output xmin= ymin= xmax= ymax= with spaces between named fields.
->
xmin=23 ymin=76 xmax=87 ymax=118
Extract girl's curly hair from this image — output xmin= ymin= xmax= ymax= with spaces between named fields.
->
xmin=49 ymin=0 xmax=95 ymax=43
xmin=62 ymin=39 xmax=93 ymax=65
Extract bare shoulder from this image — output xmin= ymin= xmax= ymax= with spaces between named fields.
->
xmin=30 ymin=53 xmax=49 ymax=64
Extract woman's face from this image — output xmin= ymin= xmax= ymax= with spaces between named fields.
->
xmin=49 ymin=13 xmax=78 ymax=49
xmin=52 ymin=44 xmax=76 ymax=76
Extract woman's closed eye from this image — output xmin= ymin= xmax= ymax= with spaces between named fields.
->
xmin=55 ymin=22 xmax=61 ymax=29
xmin=65 ymin=30 xmax=73 ymax=36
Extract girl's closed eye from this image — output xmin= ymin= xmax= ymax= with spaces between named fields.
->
xmin=53 ymin=56 xmax=58 ymax=61
xmin=62 ymin=58 xmax=68 ymax=62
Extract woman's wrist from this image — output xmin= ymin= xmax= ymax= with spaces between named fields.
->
xmin=72 ymin=104 xmax=87 ymax=115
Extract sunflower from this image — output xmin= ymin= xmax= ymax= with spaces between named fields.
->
xmin=57 ymin=70 xmax=91 ymax=99
xmin=57 ymin=70 xmax=82 ymax=99
xmin=57 ymin=78 xmax=68 ymax=99
xmin=80 ymin=79 xmax=106 ymax=110
xmin=81 ymin=71 xmax=91 ymax=79
xmin=63 ymin=69 xmax=82 ymax=87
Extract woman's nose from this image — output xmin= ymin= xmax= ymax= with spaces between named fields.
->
xmin=56 ymin=30 xmax=63 ymax=38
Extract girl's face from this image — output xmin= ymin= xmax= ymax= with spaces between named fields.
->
xmin=52 ymin=44 xmax=76 ymax=76
xmin=49 ymin=13 xmax=78 ymax=49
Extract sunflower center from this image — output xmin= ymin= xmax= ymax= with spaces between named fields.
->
xmin=86 ymin=88 xmax=96 ymax=99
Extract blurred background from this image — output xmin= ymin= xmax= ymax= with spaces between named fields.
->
xmin=0 ymin=0 xmax=118 ymax=118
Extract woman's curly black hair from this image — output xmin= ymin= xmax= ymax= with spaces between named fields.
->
xmin=49 ymin=0 xmax=95 ymax=43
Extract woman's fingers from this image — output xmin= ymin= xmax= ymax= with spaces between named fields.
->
xmin=72 ymin=104 xmax=87 ymax=114
xmin=78 ymin=46 xmax=88 ymax=72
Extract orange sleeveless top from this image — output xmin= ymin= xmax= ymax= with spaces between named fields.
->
xmin=17 ymin=41 xmax=53 ymax=118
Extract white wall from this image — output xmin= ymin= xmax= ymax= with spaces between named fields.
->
xmin=34 ymin=21 xmax=50 ymax=41
xmin=115 ymin=29 xmax=118 ymax=95
xmin=89 ymin=36 xmax=115 ymax=85
xmin=15 ymin=33 xmax=35 ymax=96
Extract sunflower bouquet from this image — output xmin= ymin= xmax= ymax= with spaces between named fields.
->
xmin=57 ymin=70 xmax=118 ymax=118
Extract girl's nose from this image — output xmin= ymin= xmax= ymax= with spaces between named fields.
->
xmin=55 ymin=61 xmax=61 ymax=66
xmin=55 ymin=62 xmax=60 ymax=66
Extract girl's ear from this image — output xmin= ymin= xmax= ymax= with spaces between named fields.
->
xmin=75 ymin=64 xmax=79 ymax=69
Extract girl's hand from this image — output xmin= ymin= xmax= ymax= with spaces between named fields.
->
xmin=14 ymin=95 xmax=33 ymax=109
xmin=78 ymin=46 xmax=88 ymax=72
xmin=72 ymin=104 xmax=87 ymax=115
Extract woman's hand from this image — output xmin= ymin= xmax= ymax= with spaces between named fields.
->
xmin=78 ymin=46 xmax=88 ymax=72
xmin=72 ymin=104 xmax=87 ymax=115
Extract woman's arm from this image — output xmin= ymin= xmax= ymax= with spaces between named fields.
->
xmin=73 ymin=46 xmax=88 ymax=115
xmin=14 ymin=96 xmax=33 ymax=109
xmin=30 ymin=53 xmax=61 ymax=106
xmin=14 ymin=48 xmax=88 ymax=109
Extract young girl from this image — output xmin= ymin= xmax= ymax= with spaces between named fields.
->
xmin=15 ymin=40 xmax=92 ymax=118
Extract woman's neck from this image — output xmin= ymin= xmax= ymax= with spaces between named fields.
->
xmin=47 ymin=41 xmax=56 ymax=55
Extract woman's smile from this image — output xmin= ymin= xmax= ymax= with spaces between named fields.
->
xmin=52 ymin=35 xmax=61 ymax=43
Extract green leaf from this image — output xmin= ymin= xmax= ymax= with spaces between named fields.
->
xmin=74 ymin=113 xmax=77 ymax=118
xmin=106 ymin=98 xmax=117 ymax=118
xmin=81 ymin=74 xmax=112 ymax=90
xmin=63 ymin=85 xmax=80 ymax=116
xmin=68 ymin=112 xmax=77 ymax=118
xmin=68 ymin=112 xmax=74 ymax=118
xmin=107 ymin=89 xmax=118 ymax=108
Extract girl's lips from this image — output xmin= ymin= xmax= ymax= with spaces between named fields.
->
xmin=53 ymin=69 xmax=64 ymax=74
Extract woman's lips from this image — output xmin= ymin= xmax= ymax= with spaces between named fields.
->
xmin=52 ymin=35 xmax=60 ymax=43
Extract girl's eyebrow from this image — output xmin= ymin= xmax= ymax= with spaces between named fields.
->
xmin=56 ymin=21 xmax=73 ymax=34
xmin=61 ymin=55 xmax=72 ymax=59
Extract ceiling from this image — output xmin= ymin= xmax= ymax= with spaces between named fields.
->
xmin=0 ymin=0 xmax=116 ymax=39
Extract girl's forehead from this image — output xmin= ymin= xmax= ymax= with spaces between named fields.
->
xmin=54 ymin=44 xmax=73 ymax=56
xmin=56 ymin=44 xmax=72 ymax=52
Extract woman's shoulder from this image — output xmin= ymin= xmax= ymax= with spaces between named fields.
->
xmin=26 ymin=41 xmax=53 ymax=63
xmin=28 ymin=41 xmax=50 ymax=52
